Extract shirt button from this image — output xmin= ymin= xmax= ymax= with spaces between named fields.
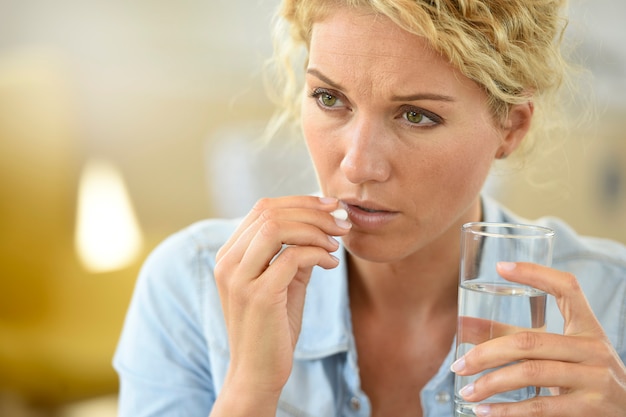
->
xmin=350 ymin=396 xmax=361 ymax=411
xmin=435 ymin=391 xmax=451 ymax=404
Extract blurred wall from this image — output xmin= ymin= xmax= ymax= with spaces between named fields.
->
xmin=0 ymin=0 xmax=279 ymax=414
xmin=490 ymin=0 xmax=626 ymax=243
xmin=0 ymin=0 xmax=624 ymax=415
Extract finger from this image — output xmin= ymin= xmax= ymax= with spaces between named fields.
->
xmin=217 ymin=195 xmax=339 ymax=261
xmin=456 ymin=331 xmax=600 ymax=376
xmin=217 ymin=196 xmax=341 ymax=261
xmin=457 ymin=316 xmax=541 ymax=346
xmin=497 ymin=262 xmax=603 ymax=336
xmin=237 ymin=220 xmax=341 ymax=279
xmin=259 ymin=245 xmax=340 ymax=291
xmin=219 ymin=202 xmax=350 ymax=272
xmin=462 ymin=360 xmax=604 ymax=402
xmin=472 ymin=393 xmax=599 ymax=417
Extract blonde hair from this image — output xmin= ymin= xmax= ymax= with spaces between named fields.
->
xmin=265 ymin=0 xmax=575 ymax=162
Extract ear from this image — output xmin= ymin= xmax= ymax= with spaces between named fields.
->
xmin=496 ymin=101 xmax=534 ymax=159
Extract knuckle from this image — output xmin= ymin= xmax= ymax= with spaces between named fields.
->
xmin=216 ymin=245 xmax=226 ymax=261
xmin=277 ymin=245 xmax=326 ymax=270
xmin=214 ymin=258 xmax=232 ymax=287
xmin=257 ymin=207 xmax=273 ymax=225
xmin=259 ymin=218 xmax=281 ymax=239
xmin=596 ymin=338 xmax=617 ymax=363
xmin=513 ymin=331 xmax=540 ymax=351
xmin=520 ymin=360 xmax=544 ymax=380
xmin=528 ymin=399 xmax=547 ymax=417
xmin=214 ymin=259 xmax=226 ymax=281
xmin=252 ymin=197 xmax=272 ymax=214
xmin=562 ymin=272 xmax=581 ymax=293
xmin=593 ymin=364 xmax=615 ymax=391
xmin=495 ymin=404 xmax=513 ymax=417
xmin=587 ymin=341 xmax=609 ymax=364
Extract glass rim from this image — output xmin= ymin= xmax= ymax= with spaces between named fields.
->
xmin=462 ymin=222 xmax=555 ymax=239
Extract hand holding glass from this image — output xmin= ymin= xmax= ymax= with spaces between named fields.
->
xmin=454 ymin=222 xmax=555 ymax=417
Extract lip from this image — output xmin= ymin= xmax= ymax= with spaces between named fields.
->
xmin=340 ymin=199 xmax=399 ymax=229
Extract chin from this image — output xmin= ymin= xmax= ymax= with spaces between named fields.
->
xmin=342 ymin=232 xmax=412 ymax=264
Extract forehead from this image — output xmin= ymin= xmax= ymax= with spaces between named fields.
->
xmin=309 ymin=8 xmax=435 ymax=63
xmin=307 ymin=7 xmax=476 ymax=98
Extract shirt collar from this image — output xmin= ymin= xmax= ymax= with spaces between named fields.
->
xmin=294 ymin=246 xmax=352 ymax=359
xmin=481 ymin=193 xmax=507 ymax=223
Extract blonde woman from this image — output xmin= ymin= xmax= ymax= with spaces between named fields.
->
xmin=114 ymin=1 xmax=626 ymax=416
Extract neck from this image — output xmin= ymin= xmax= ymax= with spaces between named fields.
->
xmin=347 ymin=244 xmax=459 ymax=322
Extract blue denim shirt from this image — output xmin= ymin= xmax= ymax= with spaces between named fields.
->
xmin=114 ymin=196 xmax=626 ymax=417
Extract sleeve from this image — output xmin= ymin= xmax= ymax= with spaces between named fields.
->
xmin=113 ymin=230 xmax=215 ymax=417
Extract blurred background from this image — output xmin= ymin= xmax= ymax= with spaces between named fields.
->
xmin=0 ymin=0 xmax=624 ymax=416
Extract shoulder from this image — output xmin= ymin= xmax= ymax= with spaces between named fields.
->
xmin=129 ymin=217 xmax=244 ymax=342
xmin=134 ymin=217 xmax=243 ymax=332
xmin=489 ymin=198 xmax=626 ymax=353
xmin=144 ymin=217 xmax=243 ymax=271
xmin=113 ymin=218 xmax=243 ymax=413
xmin=148 ymin=219 xmax=241 ymax=261
xmin=496 ymin=201 xmax=626 ymax=297
xmin=545 ymin=218 xmax=626 ymax=270
xmin=506 ymin=213 xmax=626 ymax=279
xmin=117 ymin=218 xmax=242 ymax=370
xmin=485 ymin=196 xmax=626 ymax=277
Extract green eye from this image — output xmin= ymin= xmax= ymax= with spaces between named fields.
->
xmin=406 ymin=110 xmax=424 ymax=124
xmin=320 ymin=93 xmax=337 ymax=107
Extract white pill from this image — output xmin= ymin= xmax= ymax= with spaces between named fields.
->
xmin=331 ymin=208 xmax=349 ymax=221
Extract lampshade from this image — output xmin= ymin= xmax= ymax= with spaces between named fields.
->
xmin=75 ymin=158 xmax=143 ymax=273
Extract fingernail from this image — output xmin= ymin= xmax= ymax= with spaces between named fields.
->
xmin=319 ymin=196 xmax=337 ymax=204
xmin=459 ymin=383 xmax=474 ymax=398
xmin=328 ymin=235 xmax=339 ymax=247
xmin=335 ymin=218 xmax=352 ymax=229
xmin=497 ymin=261 xmax=516 ymax=271
xmin=450 ymin=356 xmax=466 ymax=373
xmin=473 ymin=404 xmax=491 ymax=416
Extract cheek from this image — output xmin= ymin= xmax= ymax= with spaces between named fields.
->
xmin=301 ymin=107 xmax=337 ymax=181
xmin=405 ymin=127 xmax=498 ymax=190
xmin=300 ymin=103 xmax=341 ymax=167
xmin=302 ymin=110 xmax=321 ymax=162
xmin=437 ymin=131 xmax=499 ymax=191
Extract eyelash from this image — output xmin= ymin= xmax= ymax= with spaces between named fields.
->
xmin=398 ymin=105 xmax=443 ymax=127
xmin=308 ymin=87 xmax=444 ymax=128
xmin=309 ymin=88 xmax=344 ymax=109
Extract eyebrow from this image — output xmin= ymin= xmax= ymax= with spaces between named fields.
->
xmin=306 ymin=68 xmax=345 ymax=91
xmin=306 ymin=67 xmax=456 ymax=103
xmin=391 ymin=92 xmax=455 ymax=102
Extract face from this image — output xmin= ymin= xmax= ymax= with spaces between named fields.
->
xmin=302 ymin=7 xmax=527 ymax=263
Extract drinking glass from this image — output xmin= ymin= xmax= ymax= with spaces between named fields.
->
xmin=454 ymin=222 xmax=555 ymax=417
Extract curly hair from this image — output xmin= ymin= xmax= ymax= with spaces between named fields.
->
xmin=265 ymin=0 xmax=575 ymax=162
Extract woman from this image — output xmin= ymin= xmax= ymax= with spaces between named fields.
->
xmin=114 ymin=1 xmax=626 ymax=416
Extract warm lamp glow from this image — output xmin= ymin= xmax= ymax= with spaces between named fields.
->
xmin=75 ymin=158 xmax=143 ymax=273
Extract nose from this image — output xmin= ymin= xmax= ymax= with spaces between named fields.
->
xmin=339 ymin=115 xmax=391 ymax=184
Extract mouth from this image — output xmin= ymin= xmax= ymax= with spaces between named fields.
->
xmin=341 ymin=199 xmax=395 ymax=213
xmin=340 ymin=199 xmax=399 ymax=228
xmin=352 ymin=204 xmax=388 ymax=214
